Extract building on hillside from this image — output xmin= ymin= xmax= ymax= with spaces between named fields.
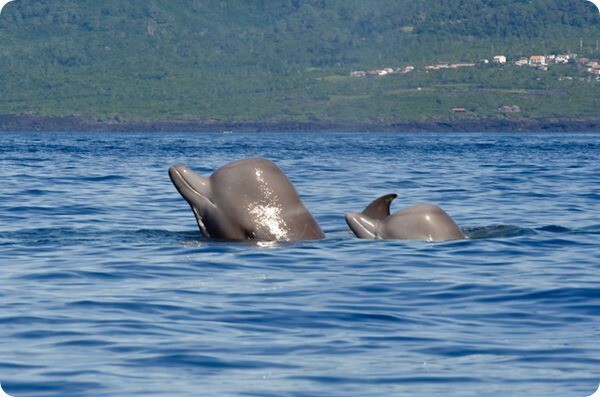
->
xmin=493 ymin=55 xmax=507 ymax=64
xmin=453 ymin=62 xmax=476 ymax=68
xmin=515 ymin=58 xmax=528 ymax=66
xmin=529 ymin=55 xmax=547 ymax=66
xmin=555 ymin=54 xmax=571 ymax=64
xmin=498 ymin=105 xmax=521 ymax=113
xmin=350 ymin=71 xmax=367 ymax=77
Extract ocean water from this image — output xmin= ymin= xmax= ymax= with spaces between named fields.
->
xmin=0 ymin=131 xmax=598 ymax=397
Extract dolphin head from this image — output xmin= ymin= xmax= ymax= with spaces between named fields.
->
xmin=345 ymin=194 xmax=397 ymax=238
xmin=345 ymin=212 xmax=381 ymax=239
xmin=169 ymin=165 xmax=220 ymax=238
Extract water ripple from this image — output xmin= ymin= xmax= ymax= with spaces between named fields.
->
xmin=0 ymin=132 xmax=598 ymax=396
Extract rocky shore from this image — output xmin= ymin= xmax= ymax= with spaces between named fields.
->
xmin=1 ymin=114 xmax=598 ymax=133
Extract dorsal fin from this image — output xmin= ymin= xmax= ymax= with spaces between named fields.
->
xmin=362 ymin=194 xmax=397 ymax=220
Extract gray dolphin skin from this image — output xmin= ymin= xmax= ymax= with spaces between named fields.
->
xmin=345 ymin=194 xmax=466 ymax=241
xmin=169 ymin=158 xmax=325 ymax=241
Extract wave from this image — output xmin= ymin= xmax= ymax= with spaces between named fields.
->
xmin=463 ymin=224 xmax=600 ymax=239
xmin=3 ymin=224 xmax=598 ymax=247
xmin=0 ymin=227 xmax=198 ymax=247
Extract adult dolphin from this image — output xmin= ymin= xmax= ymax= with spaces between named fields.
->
xmin=345 ymin=194 xmax=466 ymax=241
xmin=169 ymin=158 xmax=325 ymax=241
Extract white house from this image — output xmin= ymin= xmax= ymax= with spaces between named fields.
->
xmin=515 ymin=58 xmax=528 ymax=66
xmin=453 ymin=62 xmax=476 ymax=68
xmin=529 ymin=55 xmax=547 ymax=66
xmin=493 ymin=55 xmax=507 ymax=64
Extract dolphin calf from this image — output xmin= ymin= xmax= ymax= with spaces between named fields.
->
xmin=169 ymin=158 xmax=325 ymax=241
xmin=345 ymin=194 xmax=466 ymax=241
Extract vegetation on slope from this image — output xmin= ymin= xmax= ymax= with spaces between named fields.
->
xmin=0 ymin=0 xmax=598 ymax=125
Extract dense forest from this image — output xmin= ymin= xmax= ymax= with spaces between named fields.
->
xmin=0 ymin=0 xmax=598 ymax=125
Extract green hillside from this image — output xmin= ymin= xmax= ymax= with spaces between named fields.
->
xmin=0 ymin=0 xmax=598 ymax=127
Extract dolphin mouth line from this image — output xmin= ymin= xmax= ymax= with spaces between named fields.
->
xmin=170 ymin=167 xmax=214 ymax=205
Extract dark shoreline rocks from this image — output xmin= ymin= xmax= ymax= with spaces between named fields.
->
xmin=1 ymin=114 xmax=599 ymax=133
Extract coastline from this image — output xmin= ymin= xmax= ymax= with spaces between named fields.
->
xmin=1 ymin=114 xmax=599 ymax=133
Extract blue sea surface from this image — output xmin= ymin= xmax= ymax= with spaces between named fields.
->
xmin=0 ymin=132 xmax=599 ymax=396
